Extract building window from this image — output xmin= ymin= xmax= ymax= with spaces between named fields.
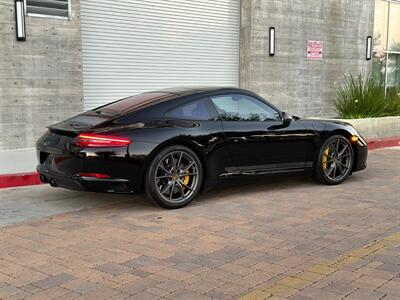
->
xmin=373 ymin=0 xmax=400 ymax=94
xmin=24 ymin=0 xmax=70 ymax=20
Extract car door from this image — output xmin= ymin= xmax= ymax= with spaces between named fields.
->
xmin=164 ymin=97 xmax=235 ymax=180
xmin=209 ymin=93 xmax=315 ymax=174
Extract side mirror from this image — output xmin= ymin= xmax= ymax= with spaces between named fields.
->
xmin=281 ymin=112 xmax=293 ymax=125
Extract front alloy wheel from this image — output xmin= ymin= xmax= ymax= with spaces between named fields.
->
xmin=315 ymin=135 xmax=354 ymax=185
xmin=145 ymin=145 xmax=203 ymax=208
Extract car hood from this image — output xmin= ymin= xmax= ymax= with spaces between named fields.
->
xmin=303 ymin=118 xmax=361 ymax=137
xmin=304 ymin=118 xmax=353 ymax=126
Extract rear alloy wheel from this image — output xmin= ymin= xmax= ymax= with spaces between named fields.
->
xmin=145 ymin=145 xmax=203 ymax=208
xmin=315 ymin=135 xmax=354 ymax=185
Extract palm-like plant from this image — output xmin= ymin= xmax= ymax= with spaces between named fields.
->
xmin=332 ymin=73 xmax=400 ymax=118
xmin=332 ymin=74 xmax=387 ymax=118
xmin=387 ymin=88 xmax=400 ymax=116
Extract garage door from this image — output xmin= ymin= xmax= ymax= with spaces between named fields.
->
xmin=80 ymin=0 xmax=240 ymax=110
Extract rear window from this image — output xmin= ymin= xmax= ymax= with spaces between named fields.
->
xmin=94 ymin=92 xmax=175 ymax=114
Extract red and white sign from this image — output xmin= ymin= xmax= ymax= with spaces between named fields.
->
xmin=307 ymin=40 xmax=323 ymax=60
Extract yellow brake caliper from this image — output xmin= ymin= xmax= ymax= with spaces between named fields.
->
xmin=182 ymin=173 xmax=190 ymax=185
xmin=322 ymin=147 xmax=329 ymax=171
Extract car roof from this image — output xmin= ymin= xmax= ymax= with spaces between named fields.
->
xmin=148 ymin=86 xmax=245 ymax=96
xmin=94 ymin=86 xmax=249 ymax=115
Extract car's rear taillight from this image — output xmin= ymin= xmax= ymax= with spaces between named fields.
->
xmin=76 ymin=134 xmax=131 ymax=148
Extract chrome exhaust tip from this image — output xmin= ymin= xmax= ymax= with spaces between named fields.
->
xmin=48 ymin=178 xmax=57 ymax=187
xmin=39 ymin=174 xmax=49 ymax=184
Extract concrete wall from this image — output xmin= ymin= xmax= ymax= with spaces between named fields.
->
xmin=240 ymin=0 xmax=375 ymax=117
xmin=0 ymin=0 xmax=83 ymax=150
xmin=335 ymin=116 xmax=400 ymax=140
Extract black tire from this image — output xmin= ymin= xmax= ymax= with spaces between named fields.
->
xmin=145 ymin=145 xmax=203 ymax=209
xmin=315 ymin=135 xmax=354 ymax=185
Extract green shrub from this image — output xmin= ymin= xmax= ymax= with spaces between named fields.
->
xmin=332 ymin=74 xmax=387 ymax=119
xmin=386 ymin=88 xmax=400 ymax=116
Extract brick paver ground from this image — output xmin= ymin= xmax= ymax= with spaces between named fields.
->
xmin=0 ymin=148 xmax=399 ymax=300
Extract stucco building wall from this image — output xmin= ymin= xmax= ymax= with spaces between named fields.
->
xmin=0 ymin=0 xmax=83 ymax=150
xmin=240 ymin=0 xmax=375 ymax=117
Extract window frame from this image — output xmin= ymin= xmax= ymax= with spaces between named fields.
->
xmin=165 ymin=97 xmax=220 ymax=121
xmin=24 ymin=0 xmax=71 ymax=20
xmin=373 ymin=0 xmax=400 ymax=94
xmin=209 ymin=93 xmax=283 ymax=122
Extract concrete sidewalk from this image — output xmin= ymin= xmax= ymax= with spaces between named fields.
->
xmin=0 ymin=148 xmax=36 ymax=174
xmin=0 ymin=186 xmax=131 ymax=227
xmin=0 ymin=148 xmax=399 ymax=299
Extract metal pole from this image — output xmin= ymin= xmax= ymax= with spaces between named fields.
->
xmin=384 ymin=1 xmax=391 ymax=97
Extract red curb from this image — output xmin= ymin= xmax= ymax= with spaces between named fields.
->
xmin=366 ymin=136 xmax=400 ymax=150
xmin=0 ymin=172 xmax=41 ymax=189
xmin=0 ymin=137 xmax=399 ymax=189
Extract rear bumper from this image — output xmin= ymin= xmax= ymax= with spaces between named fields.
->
xmin=35 ymin=127 xmax=164 ymax=195
xmin=36 ymin=132 xmax=146 ymax=193
xmin=37 ymin=165 xmax=134 ymax=193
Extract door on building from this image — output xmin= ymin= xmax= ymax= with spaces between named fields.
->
xmin=80 ymin=0 xmax=240 ymax=110
xmin=209 ymin=93 xmax=315 ymax=173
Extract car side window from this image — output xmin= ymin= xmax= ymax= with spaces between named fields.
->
xmin=165 ymin=98 xmax=218 ymax=121
xmin=210 ymin=94 xmax=281 ymax=121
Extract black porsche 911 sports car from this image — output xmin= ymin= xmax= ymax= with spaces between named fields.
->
xmin=36 ymin=87 xmax=368 ymax=208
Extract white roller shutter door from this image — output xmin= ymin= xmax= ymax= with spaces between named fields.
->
xmin=80 ymin=0 xmax=240 ymax=110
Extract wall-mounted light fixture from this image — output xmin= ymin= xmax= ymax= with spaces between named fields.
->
xmin=15 ymin=0 xmax=26 ymax=41
xmin=269 ymin=27 xmax=275 ymax=56
xmin=366 ymin=36 xmax=372 ymax=60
